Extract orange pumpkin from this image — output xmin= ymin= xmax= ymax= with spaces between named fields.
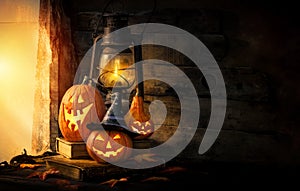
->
xmin=124 ymin=95 xmax=154 ymax=139
xmin=58 ymin=85 xmax=106 ymax=142
xmin=86 ymin=130 xmax=132 ymax=163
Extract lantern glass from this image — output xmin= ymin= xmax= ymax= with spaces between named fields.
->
xmin=99 ymin=47 xmax=135 ymax=89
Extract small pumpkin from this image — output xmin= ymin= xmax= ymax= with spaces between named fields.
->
xmin=124 ymin=95 xmax=154 ymax=139
xmin=58 ymin=85 xmax=106 ymax=142
xmin=86 ymin=130 xmax=132 ymax=163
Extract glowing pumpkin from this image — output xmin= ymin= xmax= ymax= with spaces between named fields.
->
xmin=124 ymin=95 xmax=154 ymax=139
xmin=58 ymin=85 xmax=106 ymax=142
xmin=86 ymin=130 xmax=132 ymax=163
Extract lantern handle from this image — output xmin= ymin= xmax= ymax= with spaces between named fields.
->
xmin=83 ymin=34 xmax=103 ymax=86
xmin=92 ymin=0 xmax=115 ymax=38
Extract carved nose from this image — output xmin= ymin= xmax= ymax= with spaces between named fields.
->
xmin=106 ymin=141 xmax=112 ymax=149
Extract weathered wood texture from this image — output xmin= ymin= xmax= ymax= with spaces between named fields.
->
xmin=177 ymin=128 xmax=292 ymax=165
xmin=33 ymin=0 xmax=79 ymax=154
xmin=37 ymin=2 xmax=296 ymax=165
xmin=32 ymin=0 xmax=52 ymax=155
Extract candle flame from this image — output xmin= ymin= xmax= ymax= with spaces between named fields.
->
xmin=114 ymin=59 xmax=120 ymax=76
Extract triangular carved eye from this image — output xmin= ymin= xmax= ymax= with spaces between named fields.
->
xmin=69 ymin=96 xmax=73 ymax=104
xmin=95 ymin=135 xmax=104 ymax=141
xmin=113 ymin=134 xmax=121 ymax=140
xmin=145 ymin=121 xmax=151 ymax=127
xmin=78 ymin=94 xmax=84 ymax=103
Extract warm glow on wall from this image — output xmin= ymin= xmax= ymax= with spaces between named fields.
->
xmin=0 ymin=0 xmax=40 ymax=162
xmin=0 ymin=58 xmax=11 ymax=77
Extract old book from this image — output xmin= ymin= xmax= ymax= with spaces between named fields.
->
xmin=56 ymin=137 xmax=90 ymax=159
xmin=56 ymin=137 xmax=158 ymax=159
xmin=45 ymin=155 xmax=164 ymax=182
xmin=45 ymin=155 xmax=127 ymax=181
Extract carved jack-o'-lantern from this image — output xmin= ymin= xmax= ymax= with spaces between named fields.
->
xmin=86 ymin=130 xmax=132 ymax=163
xmin=125 ymin=95 xmax=154 ymax=139
xmin=58 ymin=85 xmax=106 ymax=142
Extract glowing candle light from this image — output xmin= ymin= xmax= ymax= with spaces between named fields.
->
xmin=114 ymin=59 xmax=120 ymax=77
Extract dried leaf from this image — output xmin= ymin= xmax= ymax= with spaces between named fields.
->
xmin=20 ymin=163 xmax=44 ymax=169
xmin=141 ymin=176 xmax=170 ymax=182
xmin=39 ymin=168 xmax=60 ymax=180
xmin=119 ymin=177 xmax=128 ymax=182
xmin=159 ymin=166 xmax=187 ymax=174
xmin=27 ymin=168 xmax=60 ymax=181
xmin=132 ymin=153 xmax=157 ymax=163
xmin=100 ymin=177 xmax=128 ymax=188
xmin=27 ymin=171 xmax=42 ymax=179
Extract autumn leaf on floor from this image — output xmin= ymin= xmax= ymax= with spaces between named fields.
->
xmin=159 ymin=166 xmax=187 ymax=174
xmin=27 ymin=168 xmax=60 ymax=181
xmin=100 ymin=177 xmax=128 ymax=188
xmin=20 ymin=163 xmax=44 ymax=169
xmin=132 ymin=153 xmax=157 ymax=163
xmin=40 ymin=168 xmax=60 ymax=180
xmin=27 ymin=171 xmax=42 ymax=179
xmin=141 ymin=176 xmax=170 ymax=182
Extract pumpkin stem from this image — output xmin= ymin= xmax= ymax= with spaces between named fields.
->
xmin=134 ymin=44 xmax=144 ymax=99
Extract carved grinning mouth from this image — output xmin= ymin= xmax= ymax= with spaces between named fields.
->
xmin=92 ymin=146 xmax=124 ymax=157
xmin=131 ymin=126 xmax=152 ymax=135
xmin=64 ymin=103 xmax=93 ymax=131
xmin=131 ymin=121 xmax=153 ymax=135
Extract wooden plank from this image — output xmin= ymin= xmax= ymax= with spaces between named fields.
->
xmin=72 ymin=31 xmax=93 ymax=60
xmin=142 ymin=66 xmax=271 ymax=102
xmin=73 ymin=12 xmax=101 ymax=31
xmin=129 ymin=9 xmax=222 ymax=34
xmin=141 ymin=35 xmax=227 ymax=62
xmin=143 ymin=96 xmax=276 ymax=143
xmin=178 ymin=128 xmax=291 ymax=165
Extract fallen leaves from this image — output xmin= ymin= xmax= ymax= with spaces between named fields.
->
xmin=28 ymin=173 xmax=80 ymax=190
xmin=100 ymin=177 xmax=128 ymax=188
xmin=141 ymin=176 xmax=170 ymax=182
xmin=27 ymin=168 xmax=60 ymax=181
xmin=159 ymin=166 xmax=187 ymax=174
xmin=19 ymin=163 xmax=44 ymax=169
xmin=132 ymin=153 xmax=157 ymax=163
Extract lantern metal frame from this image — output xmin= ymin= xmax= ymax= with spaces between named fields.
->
xmin=93 ymin=12 xmax=145 ymax=132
